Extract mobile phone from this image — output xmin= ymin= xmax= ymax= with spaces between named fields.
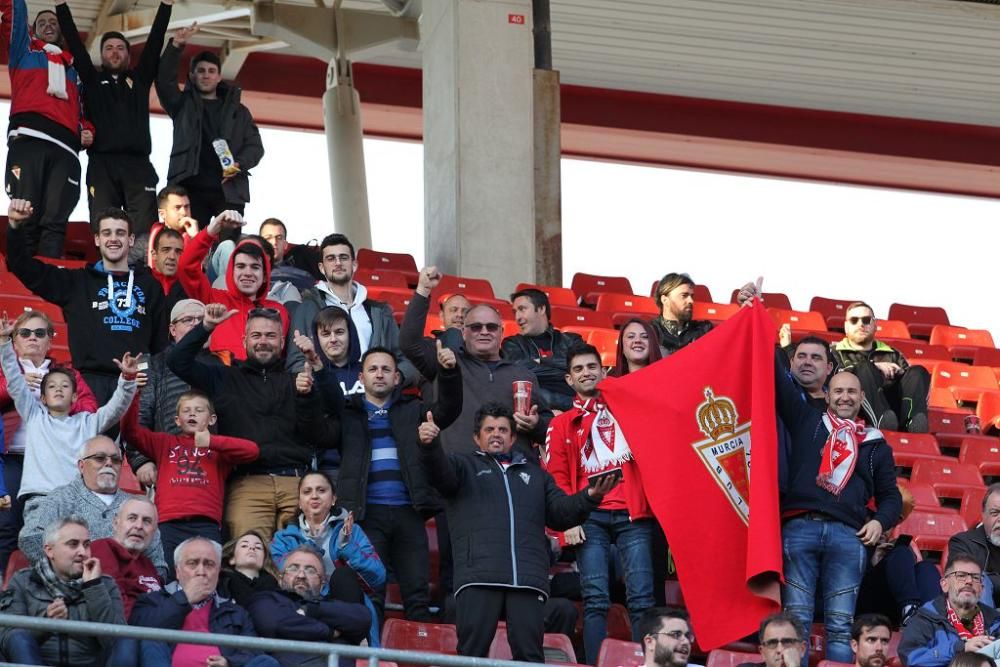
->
xmin=137 ymin=361 xmax=149 ymax=372
xmin=588 ymin=468 xmax=623 ymax=487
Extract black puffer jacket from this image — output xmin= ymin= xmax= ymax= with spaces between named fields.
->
xmin=420 ymin=442 xmax=597 ymax=596
xmin=650 ymin=316 xmax=714 ymax=356
xmin=155 ymin=39 xmax=264 ymax=205
xmin=947 ymin=525 xmax=1000 ymax=606
xmin=501 ymin=327 xmax=584 ymax=410
xmin=333 ymin=363 xmax=462 ymax=521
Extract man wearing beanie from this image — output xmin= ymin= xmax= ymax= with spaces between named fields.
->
xmin=55 ymin=0 xmax=175 ymax=261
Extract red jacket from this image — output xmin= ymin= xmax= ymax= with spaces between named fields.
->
xmin=90 ymin=537 xmax=162 ymax=620
xmin=120 ymin=396 xmax=258 ymax=523
xmin=176 ymin=230 xmax=287 ymax=361
xmin=0 ymin=361 xmax=96 ymax=452
xmin=544 ymin=395 xmax=651 ymax=521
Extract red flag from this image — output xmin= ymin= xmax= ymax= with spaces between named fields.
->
xmin=601 ymin=303 xmax=783 ymax=649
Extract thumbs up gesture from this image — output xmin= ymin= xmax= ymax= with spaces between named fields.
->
xmin=295 ymin=363 xmax=314 ymax=395
xmin=436 ymin=338 xmax=457 ymax=369
xmin=736 ymin=276 xmax=764 ymax=307
xmin=418 ymin=411 xmax=440 ymax=445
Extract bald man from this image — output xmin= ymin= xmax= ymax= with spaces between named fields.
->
xmin=774 ymin=354 xmax=902 ymax=665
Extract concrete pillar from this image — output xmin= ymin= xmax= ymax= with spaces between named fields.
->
xmin=421 ymin=0 xmax=536 ymax=298
xmin=323 ymin=57 xmax=372 ymax=249
xmin=534 ymin=68 xmax=562 ymax=287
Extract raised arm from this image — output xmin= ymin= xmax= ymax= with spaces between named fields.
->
xmin=399 ymin=290 xmax=439 ymax=380
xmin=167 ymin=306 xmax=234 ymax=394
xmin=93 ymin=353 xmax=139 ymax=433
xmin=54 ymin=2 xmax=96 ymax=83
xmin=423 ymin=342 xmax=462 ymax=429
xmin=177 ymin=213 xmax=244 ymax=302
xmin=6 ymin=202 xmax=75 ymax=306
xmin=135 ymin=0 xmax=173 ymax=83
xmin=0 ymin=322 xmax=41 ymax=422
xmin=154 ymin=23 xmax=197 ymax=116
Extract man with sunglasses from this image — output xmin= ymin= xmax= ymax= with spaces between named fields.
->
xmin=900 ymin=555 xmax=1000 ymax=667
xmin=18 ymin=435 xmax=166 ymax=573
xmin=832 ymin=302 xmax=930 ymax=433
xmin=638 ymin=608 xmax=694 ymax=667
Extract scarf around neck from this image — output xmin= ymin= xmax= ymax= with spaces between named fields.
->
xmin=30 ymin=39 xmax=72 ymax=99
xmin=33 ymin=556 xmax=84 ymax=602
xmin=816 ymin=410 xmax=865 ymax=496
xmin=576 ymin=397 xmax=632 ymax=474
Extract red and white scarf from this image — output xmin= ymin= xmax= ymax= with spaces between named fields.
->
xmin=946 ymin=600 xmax=985 ymax=640
xmin=816 ymin=410 xmax=865 ymax=496
xmin=577 ymin=397 xmax=632 ymax=474
xmin=30 ymin=39 xmax=72 ymax=99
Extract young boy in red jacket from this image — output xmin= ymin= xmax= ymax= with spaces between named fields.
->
xmin=121 ymin=388 xmax=258 ymax=576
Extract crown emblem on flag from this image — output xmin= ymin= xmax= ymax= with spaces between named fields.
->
xmin=697 ymin=388 xmax=738 ymax=441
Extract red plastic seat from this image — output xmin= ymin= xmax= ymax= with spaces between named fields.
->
xmin=929 ymin=409 xmax=974 ymax=436
xmin=888 ymin=340 xmax=953 ymax=363
xmin=977 ymin=391 xmax=1000 ymax=432
xmin=3 ymin=550 xmax=29 ymax=590
xmin=34 ymin=256 xmax=87 ymax=270
xmin=515 ymin=283 xmax=579 ymax=308
xmin=595 ymin=293 xmax=659 ymax=327
xmin=596 ymin=638 xmax=645 ymax=667
xmin=356 ymin=248 xmax=418 ymax=285
xmin=930 ymin=325 xmax=997 ymax=362
xmin=888 ymin=303 xmax=950 ymax=340
xmin=910 ymin=459 xmax=985 ymax=503
xmin=768 ymin=308 xmax=827 ymax=334
xmin=896 ymin=480 xmax=947 ymax=512
xmin=489 ymin=625 xmax=577 ymax=663
xmin=118 ymin=458 xmax=144 ymax=496
xmin=875 ymin=319 xmax=911 ymax=340
xmin=809 ymin=296 xmax=857 ymax=332
xmin=381 ymin=618 xmax=459 ymax=656
xmin=707 ymin=649 xmax=763 ymax=667
xmin=729 ymin=289 xmax=792 ymax=310
xmin=882 ymin=431 xmax=944 ymax=474
xmin=571 ymin=273 xmax=633 ymax=306
xmin=959 ymin=438 xmax=1000 ymax=477
xmin=896 ymin=510 xmax=968 ymax=553
xmin=431 ymin=274 xmax=496 ymax=301
xmin=354 ymin=267 xmax=410 ymax=290
xmin=63 ymin=221 xmax=99 ymax=262
xmin=0 ymin=297 xmax=65 ymax=324
xmin=960 ymin=487 xmax=987 ymax=530
xmin=928 ymin=387 xmax=958 ymax=410
xmin=932 ymin=362 xmax=999 ymax=404
xmin=550 ymin=307 xmax=615 ymax=330
xmin=973 ymin=348 xmax=1000 ymax=368
xmin=586 ymin=328 xmax=621 ymax=368
xmin=692 ymin=302 xmax=739 ymax=323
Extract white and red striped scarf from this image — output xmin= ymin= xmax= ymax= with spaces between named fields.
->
xmin=30 ymin=38 xmax=73 ymax=99
xmin=816 ymin=410 xmax=865 ymax=496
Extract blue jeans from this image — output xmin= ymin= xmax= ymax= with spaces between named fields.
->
xmin=577 ymin=510 xmax=655 ymax=665
xmin=782 ymin=517 xmax=867 ymax=665
xmin=3 ymin=629 xmax=42 ymax=664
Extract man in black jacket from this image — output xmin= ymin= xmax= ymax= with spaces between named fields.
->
xmin=168 ymin=303 xmax=326 ymax=542
xmin=418 ymin=402 xmax=617 ymax=661
xmin=6 ymin=200 xmax=168 ymax=401
xmin=54 ymin=0 xmax=172 ymax=249
xmin=649 ymin=272 xmax=713 ymax=356
xmin=156 ymin=25 xmax=264 ymax=231
xmin=501 ymin=288 xmax=582 ymax=411
xmin=948 ymin=482 xmax=1000 ymax=607
xmin=309 ymin=338 xmax=461 ymax=621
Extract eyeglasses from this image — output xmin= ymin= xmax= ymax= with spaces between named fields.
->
xmin=465 ymin=322 xmax=501 ymax=333
xmin=847 ymin=316 xmax=873 ymax=326
xmin=762 ymin=638 xmax=804 ymax=649
xmin=945 ymin=570 xmax=984 ymax=584
xmin=81 ymin=452 xmax=123 ymax=465
xmin=171 ymin=315 xmax=204 ymax=326
xmin=285 ymin=563 xmax=321 ymax=577
xmin=650 ymin=631 xmax=695 ymax=642
xmin=16 ymin=328 xmax=49 ymax=339
xmin=324 ymin=254 xmax=353 ymax=264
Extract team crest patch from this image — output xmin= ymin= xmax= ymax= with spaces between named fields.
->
xmin=10 ymin=166 xmax=20 ymax=180
xmin=519 ymin=471 xmax=531 ymax=485
xmin=692 ymin=387 xmax=751 ymax=525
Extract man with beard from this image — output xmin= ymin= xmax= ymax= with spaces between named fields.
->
xmin=168 ymin=303 xmax=329 ymax=541
xmin=288 ymin=233 xmax=415 ymax=384
xmin=649 ymin=273 xmax=713 ymax=356
xmin=850 ymin=615 xmax=891 ymax=667
xmin=900 ymin=556 xmax=1000 ymax=666
xmin=247 ymin=546 xmax=372 ymax=666
xmin=1 ymin=0 xmax=88 ymax=257
xmin=18 ymin=435 xmax=167 ymax=573
xmin=90 ymin=497 xmax=162 ymax=618
xmin=0 ymin=517 xmax=125 ymax=665
xmin=638 ymin=608 xmax=693 ymax=667
xmin=6 ymin=202 xmax=168 ymax=402
xmin=54 ymin=0 xmax=173 ymax=249
xmin=948 ymin=483 xmax=1000 ymax=607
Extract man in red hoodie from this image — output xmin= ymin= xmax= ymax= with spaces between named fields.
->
xmin=90 ymin=496 xmax=162 ymax=619
xmin=176 ymin=210 xmax=288 ymax=362
xmin=544 ymin=342 xmax=655 ymax=665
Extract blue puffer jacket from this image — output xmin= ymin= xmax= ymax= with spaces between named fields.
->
xmin=271 ymin=508 xmax=385 ymax=647
xmin=899 ymin=595 xmax=1000 ymax=667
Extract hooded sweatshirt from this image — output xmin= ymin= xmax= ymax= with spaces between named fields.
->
xmin=177 ymin=229 xmax=288 ymax=361
xmin=5 ymin=224 xmax=169 ymax=376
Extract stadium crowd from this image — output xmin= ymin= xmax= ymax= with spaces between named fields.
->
xmin=0 ymin=2 xmax=997 ymax=667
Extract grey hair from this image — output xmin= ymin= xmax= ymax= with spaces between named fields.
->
xmin=77 ymin=435 xmax=116 ymax=461
xmin=174 ymin=536 xmax=222 ymax=568
xmin=116 ymin=495 xmax=158 ymax=520
xmin=43 ymin=515 xmax=89 ymax=547
xmin=280 ymin=544 xmax=325 ymax=570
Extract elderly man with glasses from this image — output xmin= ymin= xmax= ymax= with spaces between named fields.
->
xmin=737 ymin=612 xmax=809 ymax=667
xmin=900 ymin=555 xmax=1000 ymax=667
xmin=832 ymin=301 xmax=930 ymax=433
xmin=18 ymin=435 xmax=166 ymax=574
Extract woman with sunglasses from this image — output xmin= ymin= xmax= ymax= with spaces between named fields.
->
xmin=0 ymin=310 xmax=98 ymax=574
